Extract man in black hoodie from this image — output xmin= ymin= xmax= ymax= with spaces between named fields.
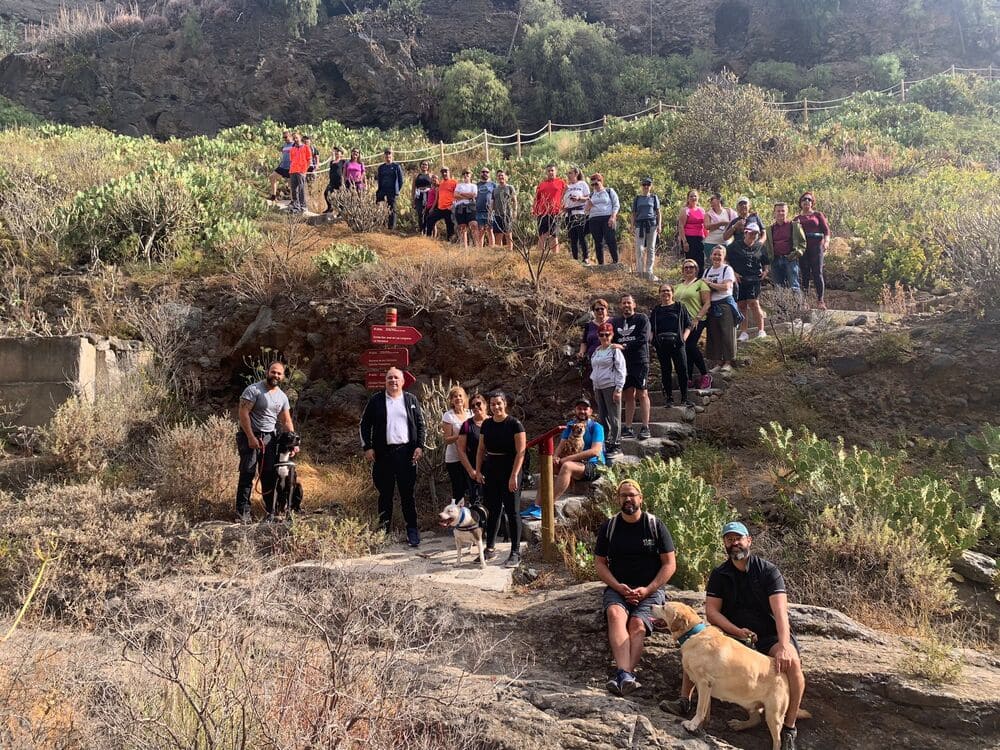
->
xmin=359 ymin=367 xmax=426 ymax=547
xmin=376 ymin=148 xmax=405 ymax=229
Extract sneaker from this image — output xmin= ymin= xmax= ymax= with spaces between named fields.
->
xmin=406 ymin=527 xmax=421 ymax=548
xmin=504 ymin=552 xmax=521 ymax=568
xmin=738 ymin=331 xmax=750 ymax=342
xmin=622 ymin=425 xmax=635 ymax=439
xmin=699 ymin=374 xmax=713 ymax=390
xmin=687 ymin=378 xmax=695 ymax=389
xmin=237 ymin=509 xmax=253 ymax=524
xmin=665 ymin=398 xmax=675 ymax=407
xmin=780 ymin=726 xmax=798 ymax=750
xmin=637 ymin=425 xmax=651 ymax=441
xmin=684 ymin=399 xmax=695 ymax=408
xmin=606 ymin=669 xmax=624 ymax=696
xmin=261 ymin=513 xmax=276 ymax=524
xmin=520 ymin=504 xmax=542 ymax=520
xmin=757 ymin=329 xmax=768 ymax=338
xmin=619 ymin=671 xmax=639 ymax=696
xmin=659 ymin=696 xmax=693 ymax=717
xmin=484 ymin=548 xmax=497 ymax=560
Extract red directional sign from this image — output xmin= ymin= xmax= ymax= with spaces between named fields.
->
xmin=365 ymin=370 xmax=416 ymax=389
xmin=370 ymin=325 xmax=422 ymax=345
xmin=360 ymin=347 xmax=410 ymax=368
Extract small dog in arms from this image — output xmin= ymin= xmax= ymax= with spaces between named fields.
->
xmin=556 ymin=421 xmax=586 ymax=459
xmin=438 ymin=499 xmax=486 ymax=568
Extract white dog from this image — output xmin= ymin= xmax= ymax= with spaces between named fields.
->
xmin=438 ymin=499 xmax=486 ymax=569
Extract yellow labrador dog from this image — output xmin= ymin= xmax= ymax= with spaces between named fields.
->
xmin=652 ymin=602 xmax=809 ymax=750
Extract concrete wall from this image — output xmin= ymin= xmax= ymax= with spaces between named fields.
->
xmin=0 ymin=335 xmax=150 ymax=427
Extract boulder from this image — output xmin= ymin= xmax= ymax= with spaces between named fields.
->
xmin=952 ymin=550 xmax=997 ymax=585
xmin=829 ymin=356 xmax=869 ymax=377
xmin=329 ymin=383 xmax=371 ymax=421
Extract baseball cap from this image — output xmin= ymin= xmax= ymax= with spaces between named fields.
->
xmin=640 ymin=176 xmax=653 ymax=185
xmin=743 ymin=221 xmax=761 ymax=233
xmin=737 ymin=196 xmax=750 ymax=205
xmin=575 ymin=397 xmax=592 ymax=408
xmin=721 ymin=521 xmax=749 ymax=537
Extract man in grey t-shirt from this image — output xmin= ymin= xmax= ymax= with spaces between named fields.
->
xmin=235 ymin=361 xmax=295 ymax=522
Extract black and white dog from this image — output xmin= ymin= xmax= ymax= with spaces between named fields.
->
xmin=273 ymin=431 xmax=303 ymax=518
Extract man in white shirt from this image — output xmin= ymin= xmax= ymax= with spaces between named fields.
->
xmin=359 ymin=368 xmax=426 ymax=547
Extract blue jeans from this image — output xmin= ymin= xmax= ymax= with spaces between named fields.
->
xmin=771 ymin=255 xmax=801 ymax=292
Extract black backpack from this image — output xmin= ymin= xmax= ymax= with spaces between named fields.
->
xmin=606 ymin=511 xmax=661 ymax=545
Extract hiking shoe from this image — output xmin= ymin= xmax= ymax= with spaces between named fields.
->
xmin=622 ymin=425 xmax=635 ymax=439
xmin=638 ymin=425 xmax=651 ymax=441
xmin=699 ymin=374 xmax=713 ymax=389
xmin=606 ymin=669 xmax=624 ymax=696
xmin=484 ymin=548 xmax=497 ymax=560
xmin=520 ymin=504 xmax=542 ymax=520
xmin=504 ymin=552 xmax=521 ymax=568
xmin=738 ymin=331 xmax=750 ymax=342
xmin=659 ymin=696 xmax=693 ymax=717
xmin=684 ymin=399 xmax=695 ymax=408
xmin=237 ymin=509 xmax=253 ymax=524
xmin=619 ymin=671 xmax=639 ymax=696
xmin=780 ymin=726 xmax=798 ymax=750
xmin=665 ymin=398 xmax=675 ymax=407
xmin=757 ymin=329 xmax=768 ymax=338
xmin=406 ymin=527 xmax=421 ymax=548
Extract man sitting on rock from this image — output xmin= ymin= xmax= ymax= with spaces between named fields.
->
xmin=661 ymin=521 xmax=804 ymax=750
xmin=522 ymin=398 xmax=605 ymax=520
xmin=595 ymin=479 xmax=676 ymax=696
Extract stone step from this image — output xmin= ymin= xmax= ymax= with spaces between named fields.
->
xmin=621 ymin=435 xmax=683 ymax=459
xmin=648 ymin=405 xmax=697 ymax=423
xmin=647 ymin=421 xmax=696 ymax=440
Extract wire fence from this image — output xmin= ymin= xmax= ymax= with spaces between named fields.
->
xmin=322 ymin=65 xmax=995 ymax=169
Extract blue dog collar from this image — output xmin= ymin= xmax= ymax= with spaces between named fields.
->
xmin=677 ymin=622 xmax=707 ymax=646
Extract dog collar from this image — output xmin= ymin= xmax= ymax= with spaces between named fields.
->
xmin=677 ymin=622 xmax=707 ymax=646
xmin=453 ymin=507 xmax=480 ymax=532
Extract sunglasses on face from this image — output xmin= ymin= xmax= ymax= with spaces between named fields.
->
xmin=593 ymin=307 xmax=607 ymax=312
xmin=598 ymin=333 xmax=612 ymax=338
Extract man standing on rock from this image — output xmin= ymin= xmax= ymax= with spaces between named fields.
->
xmin=235 ymin=361 xmax=296 ymax=523
xmin=359 ymin=367 xmax=426 ymax=547
xmin=375 ymin=148 xmax=405 ymax=229
xmin=661 ymin=522 xmax=804 ymax=750
xmin=595 ymin=479 xmax=676 ymax=696
xmin=613 ymin=294 xmax=652 ymax=441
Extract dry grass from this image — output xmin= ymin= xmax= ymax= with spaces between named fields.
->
xmin=23 ymin=2 xmax=142 ymax=47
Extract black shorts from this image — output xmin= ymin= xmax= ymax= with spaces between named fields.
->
xmin=581 ymin=462 xmax=600 ymax=481
xmin=274 ymin=166 xmax=290 ymax=178
xmin=492 ymin=216 xmax=511 ymax=234
xmin=455 ymin=204 xmax=475 ymax=226
xmin=754 ymin=633 xmax=800 ymax=656
xmin=623 ymin=362 xmax=649 ymax=391
xmin=737 ymin=278 xmax=762 ymax=301
xmin=537 ymin=215 xmax=560 ymax=236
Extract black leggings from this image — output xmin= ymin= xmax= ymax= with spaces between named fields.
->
xmin=445 ymin=460 xmax=467 ymax=502
xmin=685 ymin=235 xmax=705 ymax=277
xmin=589 ymin=215 xmax=619 ymax=264
xmin=484 ymin=456 xmax=521 ymax=552
xmin=567 ymin=214 xmax=589 ymax=261
xmin=802 ymin=244 xmax=825 ymax=301
xmin=655 ymin=341 xmax=688 ymax=402
xmin=686 ymin=319 xmax=709 ymax=379
xmin=425 ymin=208 xmax=455 ymax=239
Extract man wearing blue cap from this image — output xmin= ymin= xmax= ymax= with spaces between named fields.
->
xmin=661 ymin=521 xmax=804 ymax=750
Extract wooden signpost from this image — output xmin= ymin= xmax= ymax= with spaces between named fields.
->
xmin=363 ymin=308 xmax=420 ymax=390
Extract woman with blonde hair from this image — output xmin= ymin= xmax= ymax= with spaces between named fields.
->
xmin=442 ymin=385 xmax=472 ymax=501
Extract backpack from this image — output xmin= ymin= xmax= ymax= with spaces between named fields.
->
xmin=606 ymin=511 xmax=661 ymax=546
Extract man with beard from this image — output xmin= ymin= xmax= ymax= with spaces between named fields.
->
xmin=235 ymin=362 xmax=296 ymax=523
xmin=594 ymin=479 xmax=676 ymax=697
xmin=661 ymin=521 xmax=804 ymax=750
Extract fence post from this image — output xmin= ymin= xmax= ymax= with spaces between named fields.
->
xmin=658 ymin=100 xmax=664 ymax=116
xmin=900 ymin=77 xmax=906 ymax=101
xmin=802 ymin=97 xmax=809 ymax=130
xmin=439 ymin=140 xmax=445 ymax=165
xmin=516 ymin=129 xmax=522 ymax=158
xmin=602 ymin=114 xmax=608 ymax=127
xmin=950 ymin=64 xmax=956 ymax=76
xmin=547 ymin=120 xmax=552 ymax=138
xmin=483 ymin=129 xmax=489 ymax=164
xmin=538 ymin=433 xmax=557 ymax=562
xmin=989 ymin=63 xmax=994 ymax=80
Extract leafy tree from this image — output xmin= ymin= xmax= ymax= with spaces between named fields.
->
xmin=437 ymin=60 xmax=513 ymax=138
xmin=747 ymin=61 xmax=805 ymax=98
xmin=865 ymin=52 xmax=905 ymax=90
xmin=264 ymin=0 xmax=320 ymax=36
xmin=665 ymin=72 xmax=789 ymax=190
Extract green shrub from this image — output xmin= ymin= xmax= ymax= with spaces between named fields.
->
xmin=864 ymin=53 xmax=905 ymax=90
xmin=761 ymin=423 xmax=983 ymax=557
xmin=437 ymin=60 xmax=513 ymax=138
xmin=601 ymin=458 xmax=734 ymax=590
xmin=967 ymin=425 xmax=1000 ymax=553
xmin=314 ymin=242 xmax=378 ymax=279
xmin=747 ymin=61 xmax=805 ymax=98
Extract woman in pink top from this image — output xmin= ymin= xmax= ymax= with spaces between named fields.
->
xmin=344 ymin=148 xmax=366 ymax=192
xmin=677 ymin=190 xmax=708 ymax=276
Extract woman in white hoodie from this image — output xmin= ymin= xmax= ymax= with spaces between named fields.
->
xmin=590 ymin=322 xmax=626 ymax=456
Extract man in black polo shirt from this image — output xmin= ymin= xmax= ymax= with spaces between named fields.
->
xmin=662 ymin=521 xmax=804 ymax=750
xmin=594 ymin=479 xmax=676 ymax=697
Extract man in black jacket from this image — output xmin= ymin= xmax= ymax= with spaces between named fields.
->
xmin=375 ymin=148 xmax=405 ymax=230
xmin=359 ymin=367 xmax=426 ymax=546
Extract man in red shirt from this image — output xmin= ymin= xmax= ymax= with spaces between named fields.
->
xmin=287 ymin=132 xmax=312 ymax=214
xmin=533 ymin=164 xmax=566 ymax=255
xmin=425 ymin=166 xmax=457 ymax=240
